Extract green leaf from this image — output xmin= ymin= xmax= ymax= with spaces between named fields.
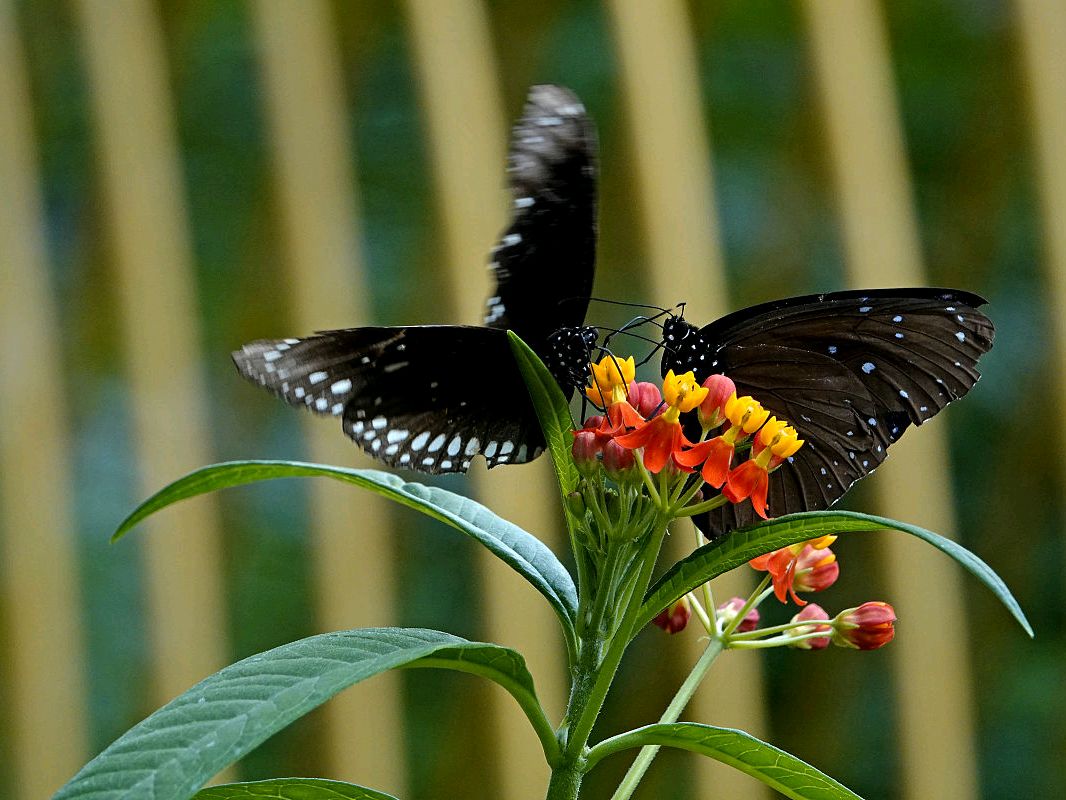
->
xmin=56 ymin=628 xmax=556 ymax=800
xmin=587 ymin=723 xmax=861 ymax=800
xmin=113 ymin=460 xmax=578 ymax=637
xmin=507 ymin=331 xmax=581 ymax=497
xmin=193 ymin=778 xmax=398 ymax=799
xmin=638 ymin=510 xmax=1032 ymax=636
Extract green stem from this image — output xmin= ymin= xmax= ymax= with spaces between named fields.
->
xmin=565 ymin=522 xmax=671 ymax=758
xmin=596 ymin=636 xmax=725 ymax=797
xmin=673 ymin=493 xmax=729 ymax=517
xmin=545 ymin=755 xmax=585 ymax=800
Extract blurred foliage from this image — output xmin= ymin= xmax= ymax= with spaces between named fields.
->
xmin=6 ymin=1 xmax=1063 ymax=798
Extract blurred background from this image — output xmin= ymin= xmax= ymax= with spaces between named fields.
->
xmin=1 ymin=1 xmax=1063 ymax=798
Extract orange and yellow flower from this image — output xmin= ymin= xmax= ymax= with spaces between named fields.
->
xmin=749 ymin=535 xmax=838 ymax=605
xmin=614 ymin=370 xmax=707 ymax=473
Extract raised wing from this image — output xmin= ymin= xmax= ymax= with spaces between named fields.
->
xmin=484 ymin=84 xmax=598 ymax=346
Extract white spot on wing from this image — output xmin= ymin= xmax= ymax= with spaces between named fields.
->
xmin=862 ymin=362 xmax=875 ymax=374
xmin=447 ymin=436 xmax=462 ymax=456
xmin=309 ymin=371 xmax=328 ymax=385
xmin=500 ymin=441 xmax=515 ymax=455
xmin=372 ymin=416 xmax=388 ymax=429
xmin=387 ymin=429 xmax=409 ymax=444
xmin=411 ymin=432 xmax=430 ymax=451
xmin=315 ymin=397 xmax=329 ymax=411
xmin=331 ymin=379 xmax=352 ymax=395
xmin=428 ymin=434 xmax=447 ymax=452
xmin=465 ymin=438 xmax=480 ymax=456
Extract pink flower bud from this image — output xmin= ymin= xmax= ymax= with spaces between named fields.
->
xmin=627 ymin=381 xmax=663 ymax=419
xmin=698 ymin=374 xmax=736 ymax=428
xmin=717 ymin=596 xmax=760 ymax=633
xmin=653 ymin=596 xmax=691 ymax=634
xmin=571 ymin=430 xmax=601 ymax=476
xmin=602 ymin=439 xmax=636 ymax=481
xmin=832 ymin=601 xmax=896 ymax=650
xmin=788 ymin=603 xmax=832 ymax=650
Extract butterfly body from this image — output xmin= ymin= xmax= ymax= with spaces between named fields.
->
xmin=661 ymin=288 xmax=995 ymax=536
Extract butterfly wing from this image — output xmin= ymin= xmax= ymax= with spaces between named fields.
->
xmin=662 ymin=288 xmax=994 ymax=535
xmin=233 ymin=85 xmax=600 ymax=474
xmin=234 ymin=326 xmax=544 ymax=473
xmin=485 ymin=84 xmax=598 ymax=345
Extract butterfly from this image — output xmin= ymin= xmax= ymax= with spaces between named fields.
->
xmin=233 ymin=85 xmax=599 ymax=473
xmin=660 ymin=288 xmax=995 ymax=537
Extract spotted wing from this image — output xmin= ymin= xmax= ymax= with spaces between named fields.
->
xmin=662 ymin=288 xmax=994 ymax=536
xmin=233 ymin=326 xmax=544 ymax=473
xmin=484 ymin=84 xmax=598 ymax=346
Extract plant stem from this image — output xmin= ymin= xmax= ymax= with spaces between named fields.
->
xmin=565 ymin=523 xmax=670 ymax=756
xmin=606 ymin=636 xmax=725 ymax=800
xmin=545 ymin=757 xmax=585 ymax=800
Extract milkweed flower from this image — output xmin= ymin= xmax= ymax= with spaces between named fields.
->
xmin=585 ymin=355 xmax=636 ymax=408
xmin=677 ymin=393 xmax=774 ymax=488
xmin=717 ymin=596 xmax=760 ymax=633
xmin=749 ymin=535 xmax=837 ymax=605
xmin=792 ymin=543 xmax=840 ymax=594
xmin=653 ymin=595 xmax=692 ymax=634
xmin=723 ymin=415 xmax=804 ymax=518
xmin=614 ymin=370 xmax=707 ymax=473
xmin=787 ymin=604 xmax=832 ymax=650
xmin=832 ymin=602 xmax=896 ymax=650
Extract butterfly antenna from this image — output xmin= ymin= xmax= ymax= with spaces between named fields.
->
xmin=586 ymin=296 xmax=673 ymax=314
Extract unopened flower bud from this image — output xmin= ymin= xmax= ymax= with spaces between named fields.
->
xmin=653 ymin=596 xmax=692 ymax=634
xmin=717 ymin=596 xmax=760 ymax=633
xmin=788 ymin=603 xmax=832 ymax=650
xmin=832 ymin=602 xmax=896 ymax=650
xmin=564 ymin=491 xmax=586 ymax=518
xmin=582 ymin=415 xmax=607 ymax=432
xmin=603 ymin=439 xmax=636 ymax=481
xmin=698 ymin=374 xmax=736 ymax=429
xmin=572 ymin=430 xmax=601 ymax=476
xmin=627 ymin=381 xmax=663 ymax=419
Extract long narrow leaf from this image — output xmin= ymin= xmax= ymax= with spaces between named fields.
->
xmin=194 ymin=778 xmax=398 ymax=799
xmin=588 ymin=723 xmax=860 ymax=800
xmin=56 ymin=628 xmax=554 ymax=799
xmin=508 ymin=331 xmax=581 ymax=497
xmin=638 ymin=510 xmax=1031 ymax=636
xmin=113 ymin=461 xmax=578 ymax=639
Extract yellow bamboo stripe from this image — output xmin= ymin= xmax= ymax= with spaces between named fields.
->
xmin=404 ymin=1 xmax=568 ymax=794
xmin=74 ymin=0 xmax=230 ymax=741
xmin=802 ymin=3 xmax=977 ymax=798
xmin=606 ymin=1 xmax=768 ymax=797
xmin=250 ymin=2 xmax=405 ymax=792
xmin=0 ymin=4 xmax=88 ymax=795
xmin=1016 ymin=0 xmax=1066 ymax=478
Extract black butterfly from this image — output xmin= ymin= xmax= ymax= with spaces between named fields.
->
xmin=233 ymin=85 xmax=599 ymax=473
xmin=660 ymin=288 xmax=995 ymax=537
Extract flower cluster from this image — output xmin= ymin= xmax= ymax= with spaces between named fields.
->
xmin=653 ymin=534 xmax=896 ymax=651
xmin=570 ymin=354 xmax=895 ymax=653
xmin=572 ymin=355 xmax=803 ymax=521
